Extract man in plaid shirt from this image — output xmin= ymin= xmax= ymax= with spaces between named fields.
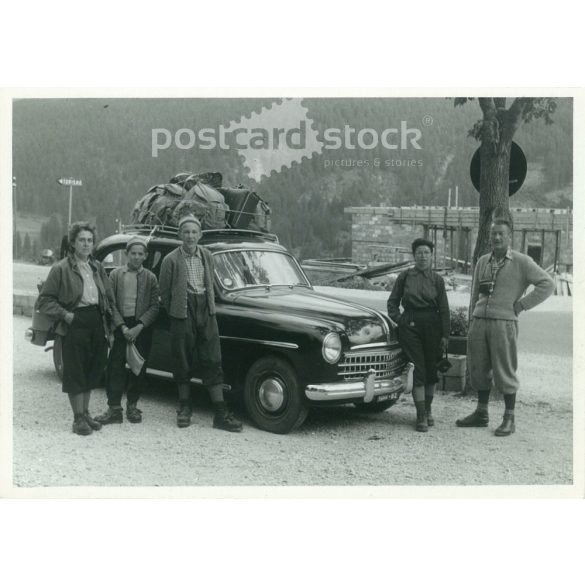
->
xmin=159 ymin=215 xmax=242 ymax=432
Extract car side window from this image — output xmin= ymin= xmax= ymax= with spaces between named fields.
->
xmin=101 ymin=247 xmax=125 ymax=276
xmin=145 ymin=248 xmax=167 ymax=278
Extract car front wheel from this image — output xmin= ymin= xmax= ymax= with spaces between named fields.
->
xmin=244 ymin=356 xmax=308 ymax=434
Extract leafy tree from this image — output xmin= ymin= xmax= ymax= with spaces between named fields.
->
xmin=454 ymin=97 xmax=557 ymax=263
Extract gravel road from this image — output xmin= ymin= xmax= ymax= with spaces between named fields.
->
xmin=12 ymin=316 xmax=572 ymax=487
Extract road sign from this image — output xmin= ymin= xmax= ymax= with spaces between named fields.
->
xmin=470 ymin=141 xmax=527 ymax=196
xmin=57 ymin=177 xmax=83 ymax=187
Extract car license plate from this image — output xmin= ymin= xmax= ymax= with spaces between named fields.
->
xmin=377 ymin=392 xmax=397 ymax=402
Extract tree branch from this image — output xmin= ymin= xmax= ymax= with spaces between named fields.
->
xmin=494 ymin=98 xmax=507 ymax=109
xmin=478 ymin=98 xmax=496 ymax=116
xmin=505 ymin=98 xmax=530 ymax=138
xmin=508 ymin=98 xmax=530 ymax=123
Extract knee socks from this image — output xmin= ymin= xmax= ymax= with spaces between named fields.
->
xmin=504 ymin=393 xmax=516 ymax=416
xmin=424 ymin=384 xmax=435 ymax=412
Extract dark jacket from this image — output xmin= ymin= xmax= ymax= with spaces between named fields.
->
xmin=387 ymin=267 xmax=450 ymax=337
xmin=36 ymin=254 xmax=114 ymax=337
xmin=159 ymin=246 xmax=216 ymax=318
xmin=109 ymin=265 xmax=160 ymax=329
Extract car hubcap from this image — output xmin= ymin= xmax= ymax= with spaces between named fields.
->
xmin=257 ymin=377 xmax=285 ymax=412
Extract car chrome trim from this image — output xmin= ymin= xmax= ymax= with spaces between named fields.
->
xmin=350 ymin=342 xmax=394 ymax=350
xmin=369 ymin=307 xmax=391 ymax=339
xmin=145 ymin=368 xmax=203 ymax=385
xmin=220 ymin=336 xmax=299 ymax=349
xmin=339 ymin=346 xmax=404 ymax=380
xmin=305 ymin=375 xmax=405 ymax=401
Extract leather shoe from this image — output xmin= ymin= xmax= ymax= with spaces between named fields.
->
xmin=72 ymin=414 xmax=92 ymax=436
xmin=213 ymin=410 xmax=243 ymax=432
xmin=426 ymin=410 xmax=434 ymax=427
xmin=95 ymin=407 xmax=123 ymax=425
xmin=126 ymin=403 xmax=143 ymax=424
xmin=456 ymin=409 xmax=489 ymax=427
xmin=495 ymin=414 xmax=515 ymax=437
xmin=177 ymin=404 xmax=192 ymax=428
xmin=84 ymin=411 xmax=102 ymax=431
xmin=416 ymin=414 xmax=428 ymax=433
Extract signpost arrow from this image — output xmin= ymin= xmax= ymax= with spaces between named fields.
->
xmin=57 ymin=177 xmax=83 ymax=187
xmin=57 ymin=177 xmax=83 ymax=226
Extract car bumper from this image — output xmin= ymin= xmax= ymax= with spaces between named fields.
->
xmin=305 ymin=365 xmax=412 ymax=402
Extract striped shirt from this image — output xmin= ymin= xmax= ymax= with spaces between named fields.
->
xmin=180 ymin=246 xmax=206 ymax=294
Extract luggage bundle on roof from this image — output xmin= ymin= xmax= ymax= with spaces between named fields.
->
xmin=130 ymin=171 xmax=271 ymax=232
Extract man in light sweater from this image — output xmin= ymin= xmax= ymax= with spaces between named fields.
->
xmin=456 ymin=218 xmax=555 ymax=436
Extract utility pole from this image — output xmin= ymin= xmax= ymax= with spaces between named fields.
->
xmin=12 ymin=176 xmax=17 ymax=233
xmin=57 ymin=177 xmax=83 ymax=226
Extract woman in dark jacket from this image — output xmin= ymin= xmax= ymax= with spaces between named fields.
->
xmin=37 ymin=222 xmax=113 ymax=435
xmin=387 ymin=238 xmax=450 ymax=432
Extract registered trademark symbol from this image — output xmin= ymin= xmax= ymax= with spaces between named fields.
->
xmin=422 ymin=115 xmax=433 ymax=127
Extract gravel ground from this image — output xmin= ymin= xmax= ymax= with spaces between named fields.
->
xmin=11 ymin=316 xmax=573 ymax=487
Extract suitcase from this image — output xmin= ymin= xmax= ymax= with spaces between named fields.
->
xmin=219 ymin=188 xmax=262 ymax=229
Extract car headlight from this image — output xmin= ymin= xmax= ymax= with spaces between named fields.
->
xmin=322 ymin=332 xmax=342 ymax=364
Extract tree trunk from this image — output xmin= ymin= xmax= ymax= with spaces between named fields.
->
xmin=473 ymin=136 xmax=513 ymax=265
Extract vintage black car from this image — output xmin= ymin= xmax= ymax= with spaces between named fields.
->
xmin=27 ymin=226 xmax=410 ymax=434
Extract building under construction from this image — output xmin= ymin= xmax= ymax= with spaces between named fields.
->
xmin=345 ymin=206 xmax=573 ymax=276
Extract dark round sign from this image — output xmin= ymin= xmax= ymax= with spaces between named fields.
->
xmin=470 ymin=141 xmax=527 ymax=196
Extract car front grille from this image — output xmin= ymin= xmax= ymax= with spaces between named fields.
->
xmin=338 ymin=346 xmax=404 ymax=380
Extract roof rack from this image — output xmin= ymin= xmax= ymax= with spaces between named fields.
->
xmin=122 ymin=224 xmax=180 ymax=237
xmin=121 ymin=224 xmax=279 ymax=243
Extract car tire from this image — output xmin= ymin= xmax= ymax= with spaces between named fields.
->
xmin=244 ymin=356 xmax=308 ymax=434
xmin=53 ymin=335 xmax=64 ymax=381
xmin=353 ymin=397 xmax=399 ymax=413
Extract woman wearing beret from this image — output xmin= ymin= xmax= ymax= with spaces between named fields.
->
xmin=36 ymin=222 xmax=113 ymax=435
xmin=387 ymin=238 xmax=450 ymax=432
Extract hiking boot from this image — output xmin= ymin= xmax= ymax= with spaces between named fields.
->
xmin=416 ymin=414 xmax=428 ymax=433
xmin=84 ymin=411 xmax=102 ymax=431
xmin=213 ymin=409 xmax=243 ymax=433
xmin=72 ymin=414 xmax=92 ymax=436
xmin=177 ymin=404 xmax=192 ymax=428
xmin=426 ymin=409 xmax=434 ymax=427
xmin=456 ymin=409 xmax=489 ymax=427
xmin=95 ymin=407 xmax=123 ymax=425
xmin=495 ymin=414 xmax=515 ymax=437
xmin=126 ymin=403 xmax=143 ymax=424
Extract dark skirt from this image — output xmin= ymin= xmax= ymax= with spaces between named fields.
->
xmin=398 ymin=311 xmax=442 ymax=386
xmin=62 ymin=306 xmax=108 ymax=394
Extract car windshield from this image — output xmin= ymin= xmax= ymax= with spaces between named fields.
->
xmin=214 ymin=250 xmax=310 ymax=290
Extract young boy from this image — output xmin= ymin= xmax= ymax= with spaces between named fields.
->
xmin=96 ymin=236 xmax=160 ymax=424
xmin=159 ymin=215 xmax=242 ymax=431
